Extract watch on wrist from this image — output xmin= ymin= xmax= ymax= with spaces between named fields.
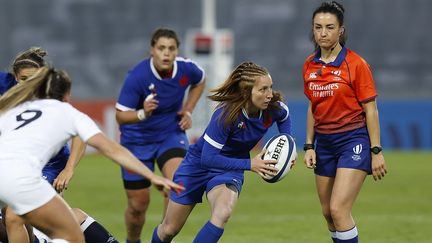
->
xmin=303 ymin=143 xmax=315 ymax=151
xmin=370 ymin=146 xmax=382 ymax=155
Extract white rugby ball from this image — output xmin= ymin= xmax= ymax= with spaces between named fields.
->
xmin=261 ymin=133 xmax=297 ymax=183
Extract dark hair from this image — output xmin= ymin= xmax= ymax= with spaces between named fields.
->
xmin=209 ymin=61 xmax=283 ymax=126
xmin=150 ymin=28 xmax=180 ymax=47
xmin=311 ymin=1 xmax=347 ymax=49
xmin=0 ymin=67 xmax=71 ymax=114
xmin=12 ymin=47 xmax=48 ymax=75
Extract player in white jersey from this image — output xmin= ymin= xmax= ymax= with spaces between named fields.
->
xmin=0 ymin=67 xmax=184 ymax=243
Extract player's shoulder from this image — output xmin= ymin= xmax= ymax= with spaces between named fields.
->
xmin=176 ymin=57 xmax=203 ymax=69
xmin=345 ymin=48 xmax=369 ymax=66
xmin=303 ymin=52 xmax=316 ymax=65
xmin=129 ymin=58 xmax=152 ymax=75
xmin=271 ymin=101 xmax=289 ymax=119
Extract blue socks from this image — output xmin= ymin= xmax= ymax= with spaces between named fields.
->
xmin=193 ymin=221 xmax=224 ymax=243
xmin=151 ymin=225 xmax=169 ymax=243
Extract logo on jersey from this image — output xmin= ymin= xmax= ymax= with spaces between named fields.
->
xmin=309 ymin=82 xmax=339 ymax=98
xmin=331 ymin=70 xmax=342 ymax=76
xmin=263 ymin=116 xmax=272 ymax=128
xmin=237 ymin=121 xmax=246 ymax=129
xmin=179 ymin=75 xmax=189 ymax=87
xmin=331 ymin=70 xmax=342 ymax=81
xmin=352 ymin=144 xmax=362 ymax=161
xmin=309 ymin=72 xmax=318 ymax=79
xmin=148 ymin=83 xmax=156 ymax=94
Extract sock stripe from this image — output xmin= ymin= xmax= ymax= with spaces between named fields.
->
xmin=80 ymin=216 xmax=96 ymax=231
xmin=337 ymin=226 xmax=358 ymax=240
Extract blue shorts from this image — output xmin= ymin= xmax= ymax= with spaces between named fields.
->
xmin=170 ymin=157 xmax=244 ymax=205
xmin=315 ymin=127 xmax=372 ymax=177
xmin=121 ymin=132 xmax=188 ymax=187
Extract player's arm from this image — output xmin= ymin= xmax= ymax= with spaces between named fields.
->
xmin=53 ymin=136 xmax=86 ymax=192
xmin=304 ymin=101 xmax=316 ymax=169
xmin=362 ymin=99 xmax=387 ymax=180
xmin=116 ymin=94 xmax=159 ymax=125
xmin=86 ymin=133 xmax=184 ymax=192
xmin=178 ymin=81 xmax=205 ymax=130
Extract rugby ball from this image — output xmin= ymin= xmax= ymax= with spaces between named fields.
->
xmin=261 ymin=133 xmax=297 ymax=183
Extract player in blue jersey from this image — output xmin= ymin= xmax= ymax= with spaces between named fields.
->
xmin=115 ymin=28 xmax=205 ymax=243
xmin=151 ymin=61 xmax=293 ymax=243
xmin=0 ymin=47 xmax=120 ymax=243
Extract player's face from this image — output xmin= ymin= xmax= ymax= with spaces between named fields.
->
xmin=151 ymin=37 xmax=178 ymax=72
xmin=313 ymin=12 xmax=342 ymax=50
xmin=250 ymin=74 xmax=273 ymax=110
xmin=15 ymin=67 xmax=39 ymax=83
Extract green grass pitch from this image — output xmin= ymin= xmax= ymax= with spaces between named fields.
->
xmin=65 ymin=151 xmax=432 ymax=242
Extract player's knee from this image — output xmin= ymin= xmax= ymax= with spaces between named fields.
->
xmin=71 ymin=208 xmax=88 ymax=224
xmin=5 ymin=209 xmax=24 ymax=226
xmin=321 ymin=207 xmax=333 ymax=222
xmin=212 ymin=206 xmax=233 ymax=224
xmin=128 ymin=196 xmax=150 ymax=214
xmin=160 ymin=223 xmax=181 ymax=239
xmin=329 ymin=204 xmax=345 ymax=222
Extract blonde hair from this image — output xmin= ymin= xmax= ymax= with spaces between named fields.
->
xmin=208 ymin=61 xmax=283 ymax=126
xmin=0 ymin=67 xmax=71 ymax=114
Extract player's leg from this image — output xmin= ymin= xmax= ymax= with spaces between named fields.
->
xmin=71 ymin=208 xmax=119 ymax=243
xmin=0 ymin=208 xmax=9 ymax=243
xmin=314 ymin=135 xmax=339 ymax=243
xmin=121 ymin=143 xmax=157 ymax=243
xmin=315 ymin=175 xmax=337 ymax=242
xmin=153 ymin=200 xmax=195 ymax=243
xmin=192 ymin=184 xmax=238 ymax=243
xmin=3 ymin=206 xmax=33 ymax=243
xmin=21 ymin=194 xmax=84 ymax=243
xmin=331 ymin=168 xmax=367 ymax=242
xmin=154 ymin=159 xmax=207 ymax=243
xmin=156 ymin=132 xmax=188 ymax=219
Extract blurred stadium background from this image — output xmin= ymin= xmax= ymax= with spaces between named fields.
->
xmin=1 ymin=0 xmax=431 ymax=150
xmin=1 ymin=0 xmax=431 ymax=242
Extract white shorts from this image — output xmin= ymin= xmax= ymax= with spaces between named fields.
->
xmin=0 ymin=160 xmax=56 ymax=215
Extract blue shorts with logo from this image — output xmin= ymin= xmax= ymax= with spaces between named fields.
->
xmin=170 ymin=155 xmax=244 ymax=205
xmin=121 ymin=132 xmax=189 ymax=183
xmin=315 ymin=127 xmax=372 ymax=177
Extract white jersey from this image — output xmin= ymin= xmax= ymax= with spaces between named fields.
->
xmin=0 ymin=99 xmax=100 ymax=169
xmin=0 ymin=99 xmax=101 ymax=215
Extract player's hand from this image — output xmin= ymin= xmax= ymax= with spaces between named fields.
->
xmin=53 ymin=168 xmax=74 ymax=193
xmin=371 ymin=153 xmax=387 ymax=181
xmin=177 ymin=110 xmax=192 ymax=130
xmin=251 ymin=148 xmax=278 ymax=178
xmin=304 ymin=149 xmax=316 ymax=169
xmin=151 ymin=175 xmax=185 ymax=194
xmin=143 ymin=94 xmax=159 ymax=118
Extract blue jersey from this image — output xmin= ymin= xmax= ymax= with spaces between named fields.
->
xmin=0 ymin=71 xmax=70 ymax=175
xmin=0 ymin=71 xmax=16 ymax=95
xmin=116 ymin=57 xmax=205 ymax=144
xmin=186 ymin=101 xmax=292 ymax=173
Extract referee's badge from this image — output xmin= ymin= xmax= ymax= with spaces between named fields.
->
xmin=352 ymin=144 xmax=362 ymax=161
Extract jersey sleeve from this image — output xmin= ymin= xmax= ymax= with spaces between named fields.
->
xmin=116 ymin=71 xmax=143 ymax=111
xmin=187 ymin=61 xmax=205 ymax=85
xmin=275 ymin=101 xmax=292 ymax=135
xmin=69 ymin=106 xmax=102 ymax=142
xmin=353 ymin=58 xmax=377 ymax=103
xmin=200 ymin=108 xmax=251 ymax=170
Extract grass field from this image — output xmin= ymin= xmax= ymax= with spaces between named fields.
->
xmin=65 ymin=151 xmax=432 ymax=242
